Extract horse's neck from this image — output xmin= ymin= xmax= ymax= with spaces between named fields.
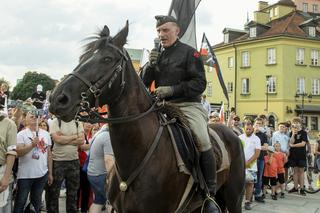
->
xmin=108 ymin=63 xmax=159 ymax=176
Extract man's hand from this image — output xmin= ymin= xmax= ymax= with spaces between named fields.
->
xmin=71 ymin=135 xmax=83 ymax=146
xmin=155 ymin=86 xmax=174 ymax=99
xmin=31 ymin=137 xmax=40 ymax=148
xmin=149 ymin=49 xmax=159 ymax=66
xmin=48 ymin=174 xmax=53 ymax=186
xmin=0 ymin=177 xmax=9 ymax=193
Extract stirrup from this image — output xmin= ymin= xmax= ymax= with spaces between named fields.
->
xmin=200 ymin=194 xmax=222 ymax=213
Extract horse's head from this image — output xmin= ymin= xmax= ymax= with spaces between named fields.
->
xmin=49 ymin=21 xmax=129 ymax=122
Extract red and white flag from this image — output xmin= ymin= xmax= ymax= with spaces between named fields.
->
xmin=219 ymin=102 xmax=224 ymax=123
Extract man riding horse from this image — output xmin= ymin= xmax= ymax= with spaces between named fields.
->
xmin=141 ymin=15 xmax=220 ymax=213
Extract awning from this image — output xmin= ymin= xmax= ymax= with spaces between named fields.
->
xmin=295 ymin=105 xmax=320 ymax=113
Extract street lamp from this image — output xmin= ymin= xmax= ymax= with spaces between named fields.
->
xmin=265 ymin=75 xmax=271 ymax=112
xmin=294 ymin=92 xmax=312 ymax=126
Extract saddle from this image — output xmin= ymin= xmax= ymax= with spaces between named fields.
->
xmin=159 ymin=103 xmax=229 ymax=212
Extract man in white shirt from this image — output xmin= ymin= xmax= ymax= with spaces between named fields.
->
xmin=239 ymin=119 xmax=261 ymax=211
xmin=14 ymin=110 xmax=52 ymax=212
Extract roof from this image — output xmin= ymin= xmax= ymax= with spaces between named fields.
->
xmin=126 ymin=48 xmax=142 ymax=61
xmin=276 ymin=0 xmax=295 ymax=7
xmin=260 ymin=11 xmax=306 ymax=37
xmin=215 ymin=10 xmax=320 ymax=47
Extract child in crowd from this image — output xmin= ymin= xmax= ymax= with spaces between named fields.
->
xmin=273 ymin=142 xmax=287 ymax=198
xmin=263 ymin=146 xmax=278 ymax=200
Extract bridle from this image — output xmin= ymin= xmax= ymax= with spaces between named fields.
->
xmin=70 ymin=42 xmax=128 ymax=109
xmin=69 ymin=42 xmax=159 ymax=124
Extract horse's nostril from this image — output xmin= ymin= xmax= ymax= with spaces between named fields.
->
xmin=57 ymin=94 xmax=69 ymax=105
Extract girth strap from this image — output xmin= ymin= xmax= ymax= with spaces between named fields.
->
xmin=114 ymin=125 xmax=163 ymax=190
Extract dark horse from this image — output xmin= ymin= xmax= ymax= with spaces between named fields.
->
xmin=49 ymin=21 xmax=245 ymax=213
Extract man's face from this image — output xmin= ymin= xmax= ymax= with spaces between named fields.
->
xmin=233 ymin=118 xmax=240 ymax=127
xmin=278 ymin=124 xmax=286 ymax=133
xmin=244 ymin=122 xmax=254 ymax=136
xmin=1 ymin=84 xmax=8 ymax=92
xmin=255 ymin=120 xmax=263 ymax=127
xmin=26 ymin=112 xmax=37 ymax=126
xmin=156 ymin=22 xmax=180 ymax=48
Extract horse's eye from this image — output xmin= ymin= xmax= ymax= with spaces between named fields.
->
xmin=104 ymin=57 xmax=112 ymax=63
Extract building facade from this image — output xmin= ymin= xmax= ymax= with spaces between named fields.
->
xmin=207 ymin=0 xmax=320 ymax=136
xmin=294 ymin=0 xmax=320 ymax=13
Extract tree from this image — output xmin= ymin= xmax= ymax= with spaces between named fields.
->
xmin=11 ymin=71 xmax=55 ymax=100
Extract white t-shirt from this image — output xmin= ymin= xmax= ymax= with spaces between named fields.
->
xmin=239 ymin=133 xmax=261 ymax=171
xmin=17 ymin=128 xmax=52 ymax=179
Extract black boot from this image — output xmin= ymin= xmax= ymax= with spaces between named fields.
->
xmin=200 ymin=150 xmax=220 ymax=213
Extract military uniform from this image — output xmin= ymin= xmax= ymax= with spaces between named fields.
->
xmin=142 ymin=40 xmax=211 ymax=152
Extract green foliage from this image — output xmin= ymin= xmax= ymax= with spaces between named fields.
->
xmin=11 ymin=71 xmax=55 ymax=100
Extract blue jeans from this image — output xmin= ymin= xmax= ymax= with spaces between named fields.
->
xmin=13 ymin=173 xmax=48 ymax=213
xmin=254 ymin=159 xmax=264 ymax=197
xmin=88 ymin=174 xmax=107 ymax=205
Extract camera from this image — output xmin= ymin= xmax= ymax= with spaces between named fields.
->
xmin=34 ymin=109 xmax=45 ymax=117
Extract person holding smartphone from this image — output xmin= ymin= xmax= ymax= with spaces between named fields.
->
xmin=287 ymin=117 xmax=308 ymax=195
xmin=14 ymin=108 xmax=53 ymax=212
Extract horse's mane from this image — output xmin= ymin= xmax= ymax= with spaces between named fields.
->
xmin=79 ymin=25 xmax=127 ymax=64
xmin=79 ymin=27 xmax=112 ymax=64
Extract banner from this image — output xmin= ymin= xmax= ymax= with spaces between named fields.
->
xmin=168 ymin=0 xmax=201 ymax=49
xmin=200 ymin=33 xmax=229 ymax=102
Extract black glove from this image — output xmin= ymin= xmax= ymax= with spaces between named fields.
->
xmin=149 ymin=48 xmax=159 ymax=67
xmin=155 ymin=86 xmax=174 ymax=99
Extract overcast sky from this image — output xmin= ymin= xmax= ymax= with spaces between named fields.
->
xmin=0 ymin=0 xmax=278 ymax=87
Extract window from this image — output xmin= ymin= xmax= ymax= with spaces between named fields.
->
xmin=297 ymin=77 xmax=305 ymax=94
xmin=311 ymin=49 xmax=319 ymax=66
xmin=267 ymin=76 xmax=276 ymax=93
xmin=224 ymin=33 xmax=229 ymax=43
xmin=249 ymin=27 xmax=257 ymax=38
xmin=313 ymin=4 xmax=318 ymax=13
xmin=267 ymin=48 xmax=276 ymax=64
xmin=242 ymin=51 xmax=250 ymax=67
xmin=269 ymin=8 xmax=273 ymax=17
xmin=303 ymin=3 xmax=308 ymax=12
xmin=228 ymin=57 xmax=234 ymax=68
xmin=207 ymin=81 xmax=213 ymax=97
xmin=309 ymin=27 xmax=316 ymax=37
xmin=227 ymin=82 xmax=233 ymax=93
xmin=296 ymin=48 xmax=305 ymax=65
xmin=312 ymin=79 xmax=320 ymax=95
xmin=274 ymin=7 xmax=279 ymax=16
xmin=311 ymin=117 xmax=318 ymax=130
xmin=241 ymin=78 xmax=250 ymax=94
xmin=302 ymin=116 xmax=308 ymax=128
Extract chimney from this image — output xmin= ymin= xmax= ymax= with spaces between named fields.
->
xmin=258 ymin=1 xmax=269 ymax=10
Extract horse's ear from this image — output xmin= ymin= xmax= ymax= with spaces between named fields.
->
xmin=112 ymin=20 xmax=129 ymax=48
xmin=100 ymin=25 xmax=110 ymax=37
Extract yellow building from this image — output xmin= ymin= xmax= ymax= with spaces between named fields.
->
xmin=207 ymin=0 xmax=320 ymax=135
xmin=126 ymin=48 xmax=143 ymax=72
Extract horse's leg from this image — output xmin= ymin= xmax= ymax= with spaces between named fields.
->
xmin=215 ymin=188 xmax=226 ymax=213
xmin=223 ymin=165 xmax=245 ymax=213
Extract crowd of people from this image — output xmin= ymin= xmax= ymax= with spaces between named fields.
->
xmin=201 ymin=99 xmax=320 ymax=211
xmin=0 ymin=82 xmax=114 ymax=213
xmin=1 ymin=13 xmax=320 ymax=213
